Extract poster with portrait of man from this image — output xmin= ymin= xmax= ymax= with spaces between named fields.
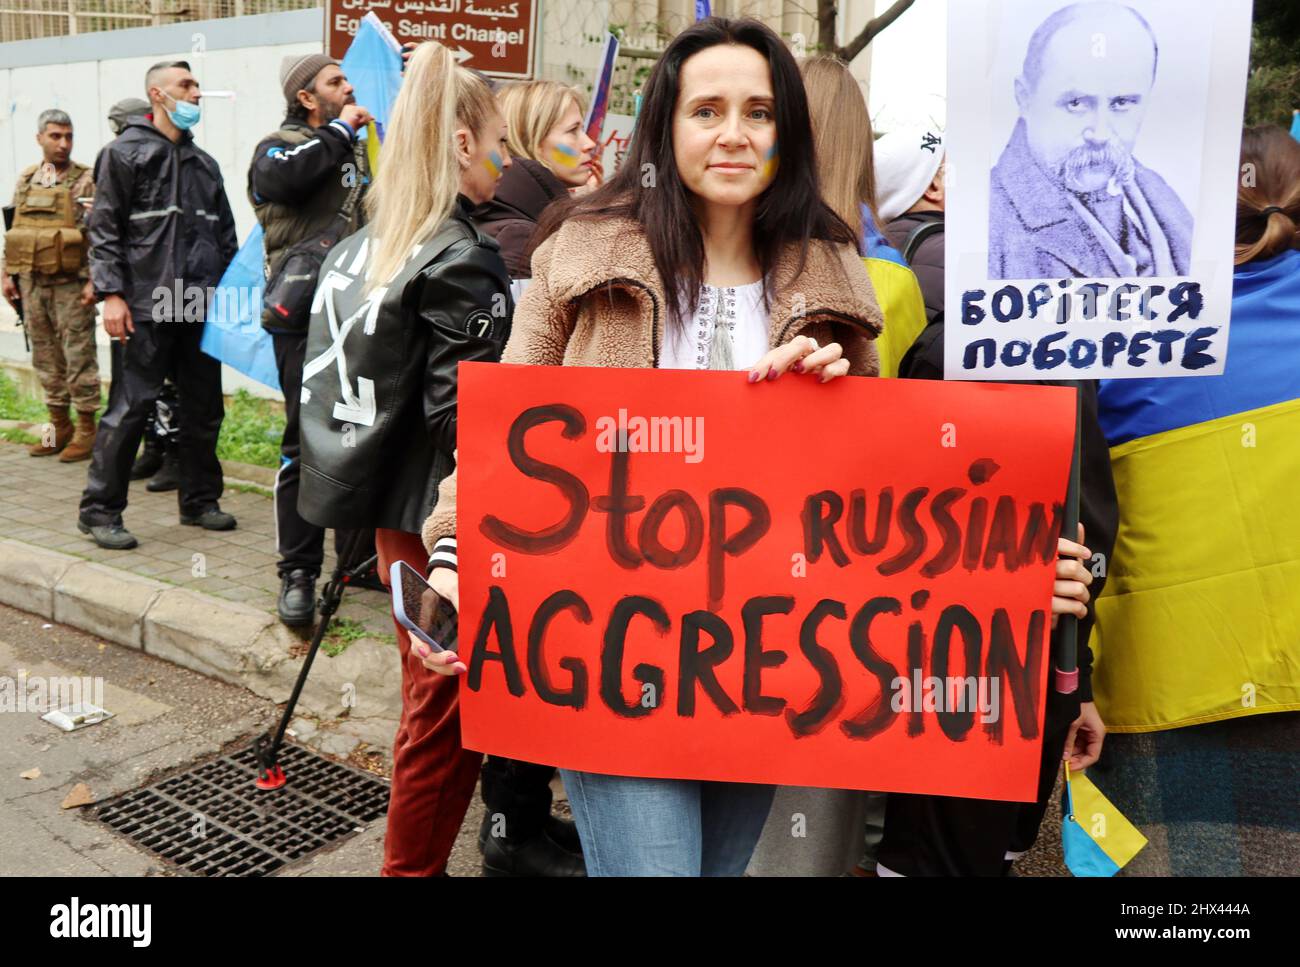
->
xmin=945 ymin=0 xmax=1253 ymax=380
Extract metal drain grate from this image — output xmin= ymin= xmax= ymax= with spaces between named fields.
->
xmin=94 ymin=743 xmax=389 ymax=876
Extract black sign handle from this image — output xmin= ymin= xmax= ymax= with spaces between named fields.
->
xmin=1054 ymin=384 xmax=1084 ymax=694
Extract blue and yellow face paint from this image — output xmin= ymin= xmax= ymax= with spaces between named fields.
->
xmin=483 ymin=150 xmax=504 ymax=178
xmin=759 ymin=142 xmax=779 ymax=181
xmin=548 ymin=141 xmax=582 ymax=170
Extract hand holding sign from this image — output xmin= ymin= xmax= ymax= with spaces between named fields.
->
xmin=453 ymin=364 xmax=1078 ymax=801
xmin=1051 ymin=526 xmax=1091 ymax=628
xmin=749 ymin=334 xmax=850 ymax=384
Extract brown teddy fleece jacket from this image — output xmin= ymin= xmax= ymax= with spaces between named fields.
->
xmin=420 ymin=213 xmax=884 ymax=556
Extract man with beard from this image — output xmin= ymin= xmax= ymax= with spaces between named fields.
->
xmin=248 ymin=55 xmax=371 ymax=625
xmin=989 ymin=1 xmax=1193 ymax=279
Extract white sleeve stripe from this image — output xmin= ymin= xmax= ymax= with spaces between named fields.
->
xmin=267 ymin=139 xmax=321 ymax=161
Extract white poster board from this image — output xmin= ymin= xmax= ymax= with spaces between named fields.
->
xmin=599 ymin=112 xmax=637 ymax=179
xmin=944 ymin=0 xmax=1252 ymax=380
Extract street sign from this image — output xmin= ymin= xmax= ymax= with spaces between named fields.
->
xmin=326 ymin=0 xmax=538 ymax=79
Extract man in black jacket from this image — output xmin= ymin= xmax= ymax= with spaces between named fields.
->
xmin=79 ymin=60 xmax=238 ymax=549
xmin=248 ymin=54 xmax=371 ymax=625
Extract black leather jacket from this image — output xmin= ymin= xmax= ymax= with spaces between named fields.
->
xmin=89 ymin=118 xmax=238 ymax=324
xmin=297 ymin=196 xmax=512 ymax=534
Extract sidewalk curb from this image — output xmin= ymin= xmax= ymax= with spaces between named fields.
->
xmin=0 ymin=538 xmax=402 ymax=749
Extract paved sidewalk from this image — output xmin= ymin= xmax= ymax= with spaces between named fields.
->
xmin=0 ymin=440 xmax=392 ymax=638
xmin=0 ymin=437 xmax=405 ymax=764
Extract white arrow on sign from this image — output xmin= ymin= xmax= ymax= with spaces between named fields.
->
xmin=453 ymin=45 xmax=474 ymax=64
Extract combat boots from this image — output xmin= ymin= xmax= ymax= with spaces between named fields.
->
xmin=28 ymin=406 xmax=73 ymax=457
xmin=58 ymin=410 xmax=97 ymax=463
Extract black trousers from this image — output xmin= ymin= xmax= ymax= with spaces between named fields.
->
xmin=481 ymin=756 xmax=557 ymax=841
xmin=140 ymin=381 xmax=181 ymax=457
xmin=272 ymin=332 xmax=326 ymax=578
xmin=80 ymin=319 xmax=224 ymax=524
xmin=876 ymin=688 xmax=1081 ymax=876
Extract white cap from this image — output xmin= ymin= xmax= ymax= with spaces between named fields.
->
xmin=874 ymin=126 xmax=945 ymax=222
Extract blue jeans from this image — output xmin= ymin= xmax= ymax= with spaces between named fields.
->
xmin=561 ymin=770 xmax=775 ymax=876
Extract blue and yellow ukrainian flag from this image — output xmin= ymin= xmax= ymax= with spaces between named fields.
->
xmin=866 ymin=257 xmax=927 ymax=378
xmin=1092 ymin=248 xmax=1300 ymax=732
xmin=860 ymin=203 xmax=928 ymax=379
xmin=1063 ymin=765 xmax=1148 ymax=876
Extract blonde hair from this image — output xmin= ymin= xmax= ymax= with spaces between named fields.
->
xmin=800 ymin=54 xmax=878 ymax=245
xmin=365 ymin=42 xmax=497 ymax=291
xmin=495 ymin=80 xmax=587 ymax=167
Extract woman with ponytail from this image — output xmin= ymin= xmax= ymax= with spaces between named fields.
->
xmin=297 ymin=41 xmax=522 ymax=877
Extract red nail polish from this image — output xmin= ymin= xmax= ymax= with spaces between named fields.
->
xmin=748 ymin=370 xmax=760 ymax=383
xmin=767 ymin=368 xmax=779 ymax=381
xmin=792 ymin=360 xmax=804 ymax=373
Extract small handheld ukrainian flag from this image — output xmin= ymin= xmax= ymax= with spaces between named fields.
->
xmin=1062 ymin=764 xmax=1147 ymax=876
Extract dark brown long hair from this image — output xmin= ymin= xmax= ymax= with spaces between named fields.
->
xmin=531 ymin=17 xmax=856 ymax=334
xmin=1235 ymin=125 xmax=1300 ymax=266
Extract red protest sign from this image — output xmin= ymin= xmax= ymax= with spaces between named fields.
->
xmin=455 ymin=364 xmax=1075 ymax=802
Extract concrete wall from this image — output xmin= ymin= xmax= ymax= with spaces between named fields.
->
xmin=1 ymin=8 xmax=325 ymax=243
xmin=0 ymin=9 xmax=325 ymax=399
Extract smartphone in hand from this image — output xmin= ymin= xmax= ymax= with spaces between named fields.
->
xmin=390 ymin=560 xmax=458 ymax=653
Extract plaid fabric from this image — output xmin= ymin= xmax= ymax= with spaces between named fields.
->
xmin=1088 ymin=711 xmax=1299 ymax=875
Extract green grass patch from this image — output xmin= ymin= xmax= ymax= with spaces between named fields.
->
xmin=226 ymin=480 xmax=273 ymax=499
xmin=0 ymin=369 xmax=49 ymax=422
xmin=0 ymin=426 xmax=40 ymax=446
xmin=2 ymin=371 xmax=284 ymax=469
xmin=216 ymin=389 xmax=286 ymax=469
xmin=322 ymin=616 xmax=367 ymax=657
xmin=321 ymin=616 xmax=395 ymax=657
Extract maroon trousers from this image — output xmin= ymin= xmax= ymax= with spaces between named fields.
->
xmin=377 ymin=528 xmax=483 ymax=876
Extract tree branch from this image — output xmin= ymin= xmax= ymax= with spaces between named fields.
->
xmin=836 ymin=0 xmax=916 ymax=64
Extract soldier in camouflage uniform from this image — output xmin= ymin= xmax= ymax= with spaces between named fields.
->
xmin=1 ymin=109 xmax=100 ymax=461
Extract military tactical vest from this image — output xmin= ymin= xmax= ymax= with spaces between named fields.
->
xmin=4 ymin=161 xmax=91 ymax=276
xmin=252 ymin=122 xmax=369 ymax=282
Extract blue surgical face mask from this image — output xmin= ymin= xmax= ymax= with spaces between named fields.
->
xmin=162 ymin=91 xmax=201 ymax=130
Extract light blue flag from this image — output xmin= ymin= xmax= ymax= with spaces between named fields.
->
xmin=199 ymin=17 xmax=403 ymax=392
xmin=1291 ymin=110 xmax=1300 ymax=142
xmin=341 ymin=11 xmax=404 ymax=147
xmin=201 ymin=222 xmax=279 ymax=390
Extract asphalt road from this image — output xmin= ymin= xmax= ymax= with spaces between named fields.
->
xmin=0 ymin=602 xmax=483 ymax=877
xmin=0 ymin=602 xmax=1061 ymax=877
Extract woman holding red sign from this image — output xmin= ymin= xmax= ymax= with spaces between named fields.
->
xmin=417 ymin=17 xmax=883 ymax=875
